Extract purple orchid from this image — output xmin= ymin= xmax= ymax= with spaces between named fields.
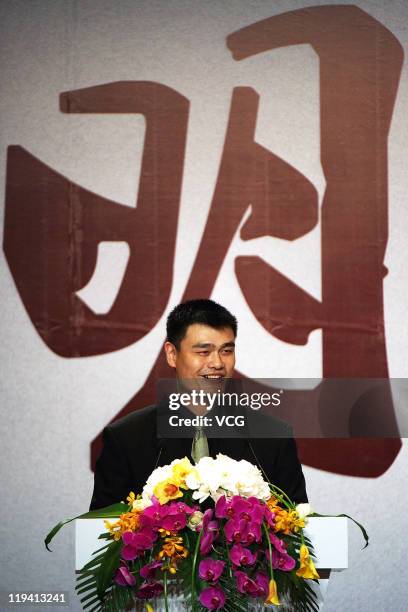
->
xmin=161 ymin=512 xmax=187 ymax=532
xmin=230 ymin=543 xmax=257 ymax=567
xmin=202 ymin=509 xmax=214 ymax=530
xmin=199 ymin=585 xmax=226 ymax=610
xmin=215 ymin=495 xmax=231 ymax=519
xmin=140 ymin=560 xmax=163 ymax=580
xmin=243 ymin=498 xmax=265 ymax=524
xmin=216 ymin=495 xmax=262 ymax=522
xmin=114 ymin=562 xmax=136 ymax=587
xmin=272 ymin=548 xmax=296 ymax=571
xmin=199 ymin=558 xmax=225 ymax=582
xmin=136 ymin=581 xmax=164 ymax=600
xmin=270 ymin=532 xmax=287 ymax=553
xmin=224 ymin=518 xmax=248 ymax=543
xmin=121 ymin=529 xmax=156 ymax=561
xmin=230 ymin=496 xmax=252 ymax=517
xmin=265 ymin=546 xmax=296 ymax=571
xmin=264 ymin=506 xmax=276 ymax=528
xmin=245 ymin=521 xmax=262 ymax=544
xmin=200 ymin=531 xmax=215 ymax=555
xmin=167 ymin=501 xmax=196 ymax=515
xmin=234 ymin=570 xmax=259 ymax=597
xmin=215 ymin=496 xmax=249 ymax=521
xmin=254 ymin=572 xmax=269 ymax=598
xmin=200 ymin=510 xmax=219 ymax=555
xmin=141 ymin=497 xmax=169 ymax=526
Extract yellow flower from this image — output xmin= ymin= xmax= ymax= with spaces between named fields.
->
xmin=171 ymin=457 xmax=194 ymax=487
xmin=153 ymin=479 xmax=183 ymax=505
xmin=126 ymin=491 xmax=136 ymax=505
xmin=296 ymin=544 xmax=320 ymax=580
xmin=281 ymin=510 xmax=305 ymax=533
xmin=265 ymin=579 xmax=280 ymax=606
xmin=145 ymin=604 xmax=154 ymax=612
xmin=104 ymin=519 xmax=122 ymax=541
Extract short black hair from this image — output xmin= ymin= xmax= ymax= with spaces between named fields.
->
xmin=166 ymin=299 xmax=237 ymax=349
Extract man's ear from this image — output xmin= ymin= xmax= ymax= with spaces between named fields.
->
xmin=164 ymin=341 xmax=177 ymax=368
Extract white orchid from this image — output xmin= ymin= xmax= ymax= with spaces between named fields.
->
xmin=140 ymin=453 xmax=271 ymax=504
xmin=132 ymin=497 xmax=152 ymax=511
xmin=296 ymin=503 xmax=314 ymax=521
xmin=187 ymin=510 xmax=204 ymax=531
xmin=189 ymin=454 xmax=270 ymax=503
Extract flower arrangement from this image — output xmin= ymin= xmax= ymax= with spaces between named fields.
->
xmin=46 ymin=454 xmax=368 ymax=611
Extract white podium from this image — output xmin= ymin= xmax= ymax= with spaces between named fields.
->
xmin=75 ymin=517 xmax=348 ymax=610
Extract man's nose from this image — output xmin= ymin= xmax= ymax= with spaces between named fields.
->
xmin=208 ymin=352 xmax=224 ymax=369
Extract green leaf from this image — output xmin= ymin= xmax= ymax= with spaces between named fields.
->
xmin=103 ymin=584 xmax=133 ymax=612
xmin=44 ymin=503 xmax=128 ymax=551
xmin=163 ymin=569 xmax=169 ymax=612
xmin=81 ymin=553 xmax=109 ymax=571
xmin=191 ymin=529 xmax=202 ymax=611
xmin=95 ymin=539 xmax=122 ymax=600
xmin=312 ymin=512 xmax=369 ymax=548
xmin=92 ymin=542 xmax=111 ymax=555
xmin=80 ymin=590 xmax=100 ymax=605
xmin=218 ymin=575 xmax=248 ymax=611
xmin=74 ymin=539 xmax=121 ymax=610
xmin=82 ymin=595 xmax=101 ymax=610
xmin=76 ymin=578 xmax=96 ymax=595
xmin=76 ymin=574 xmax=96 ymax=586
xmin=275 ymin=567 xmax=320 ymax=612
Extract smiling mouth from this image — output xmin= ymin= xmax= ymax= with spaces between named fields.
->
xmin=201 ymin=374 xmax=225 ymax=379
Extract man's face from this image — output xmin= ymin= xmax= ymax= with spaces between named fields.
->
xmin=164 ymin=323 xmax=236 ymax=381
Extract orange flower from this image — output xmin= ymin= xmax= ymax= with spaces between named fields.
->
xmin=273 ymin=509 xmax=291 ymax=534
xmin=157 ymin=534 xmax=188 ymax=573
xmin=274 ymin=509 xmax=305 ymax=534
xmin=104 ymin=510 xmax=141 ymax=540
xmin=265 ymin=579 xmax=280 ymax=606
xmin=267 ymin=498 xmax=305 ymax=534
xmin=266 ymin=496 xmax=281 ymax=512
xmin=296 ymin=544 xmax=319 ymax=580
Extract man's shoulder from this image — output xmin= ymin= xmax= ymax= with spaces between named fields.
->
xmin=107 ymin=404 xmax=157 ymax=435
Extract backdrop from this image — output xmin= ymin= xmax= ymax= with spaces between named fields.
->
xmin=1 ymin=1 xmax=408 ymax=610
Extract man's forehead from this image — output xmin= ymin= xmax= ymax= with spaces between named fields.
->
xmin=182 ymin=323 xmax=235 ymax=345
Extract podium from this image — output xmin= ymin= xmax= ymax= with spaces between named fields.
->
xmin=76 ymin=517 xmax=348 ymax=610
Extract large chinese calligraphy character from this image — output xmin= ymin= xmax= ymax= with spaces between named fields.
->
xmin=4 ymin=82 xmax=188 ymax=356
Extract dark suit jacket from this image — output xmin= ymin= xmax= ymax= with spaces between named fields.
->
xmin=90 ymin=404 xmax=308 ymax=510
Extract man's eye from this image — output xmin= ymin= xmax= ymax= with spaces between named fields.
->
xmin=198 ymin=351 xmax=209 ymax=356
xmin=222 ymin=349 xmax=234 ymax=354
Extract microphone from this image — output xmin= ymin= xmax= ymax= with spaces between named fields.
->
xmin=154 ymin=439 xmax=166 ymax=470
xmin=246 ymin=440 xmax=270 ymax=484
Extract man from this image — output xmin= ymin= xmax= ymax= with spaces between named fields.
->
xmin=90 ymin=299 xmax=307 ymax=509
